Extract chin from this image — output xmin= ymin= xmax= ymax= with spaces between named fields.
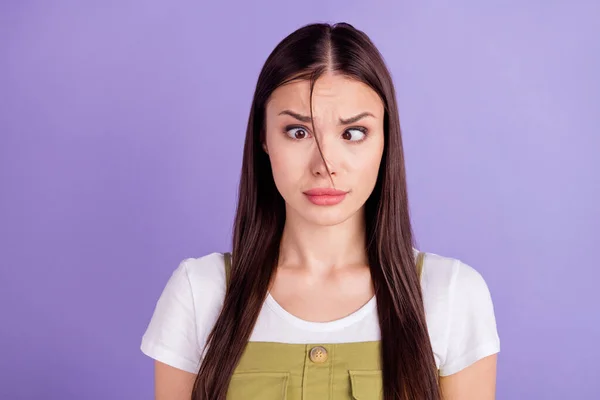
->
xmin=300 ymin=208 xmax=355 ymax=227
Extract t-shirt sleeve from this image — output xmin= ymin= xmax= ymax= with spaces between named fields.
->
xmin=140 ymin=259 xmax=201 ymax=374
xmin=439 ymin=260 xmax=501 ymax=376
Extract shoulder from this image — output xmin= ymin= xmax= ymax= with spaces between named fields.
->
xmin=164 ymin=252 xmax=228 ymax=315
xmin=177 ymin=252 xmax=229 ymax=338
xmin=180 ymin=252 xmax=227 ymax=293
xmin=418 ymin=250 xmax=500 ymax=376
xmin=419 ymin=250 xmax=491 ymax=302
xmin=140 ymin=252 xmax=228 ymax=373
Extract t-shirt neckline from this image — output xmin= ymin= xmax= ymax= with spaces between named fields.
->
xmin=264 ymin=292 xmax=377 ymax=332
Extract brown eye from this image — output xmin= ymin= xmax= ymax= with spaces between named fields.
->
xmin=342 ymin=128 xmax=367 ymax=142
xmin=285 ymin=127 xmax=310 ymax=140
xmin=295 ymin=130 xmax=307 ymax=139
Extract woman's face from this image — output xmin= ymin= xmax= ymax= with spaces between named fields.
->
xmin=264 ymin=72 xmax=385 ymax=226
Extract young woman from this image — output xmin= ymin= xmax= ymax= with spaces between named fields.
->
xmin=141 ymin=22 xmax=500 ymax=400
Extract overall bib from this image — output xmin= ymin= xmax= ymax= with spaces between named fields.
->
xmin=224 ymin=252 xmax=426 ymax=400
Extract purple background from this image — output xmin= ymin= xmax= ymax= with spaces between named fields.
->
xmin=1 ymin=1 xmax=598 ymax=399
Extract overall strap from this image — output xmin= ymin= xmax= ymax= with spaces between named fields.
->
xmin=416 ymin=251 xmax=425 ymax=278
xmin=415 ymin=250 xmax=436 ymax=374
xmin=224 ymin=252 xmax=232 ymax=286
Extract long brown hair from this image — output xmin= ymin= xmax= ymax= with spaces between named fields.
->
xmin=192 ymin=22 xmax=440 ymax=400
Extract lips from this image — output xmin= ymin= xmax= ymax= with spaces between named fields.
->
xmin=303 ymin=188 xmax=349 ymax=206
xmin=303 ymin=188 xmax=348 ymax=196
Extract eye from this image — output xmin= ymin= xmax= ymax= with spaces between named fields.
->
xmin=285 ymin=126 xmax=312 ymax=140
xmin=341 ymin=127 xmax=368 ymax=142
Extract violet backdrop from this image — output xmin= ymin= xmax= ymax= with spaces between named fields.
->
xmin=1 ymin=1 xmax=599 ymax=399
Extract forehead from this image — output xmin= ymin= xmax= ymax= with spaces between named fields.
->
xmin=267 ymin=73 xmax=383 ymax=118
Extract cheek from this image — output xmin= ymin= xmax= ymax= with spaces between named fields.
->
xmin=269 ymin=149 xmax=305 ymax=190
xmin=351 ymin=141 xmax=384 ymax=179
xmin=349 ymin=154 xmax=383 ymax=198
xmin=356 ymin=155 xmax=382 ymax=183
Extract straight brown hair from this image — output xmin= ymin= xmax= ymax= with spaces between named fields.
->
xmin=192 ymin=22 xmax=441 ymax=400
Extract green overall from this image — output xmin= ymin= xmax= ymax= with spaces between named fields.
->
xmin=223 ymin=252 xmax=427 ymax=400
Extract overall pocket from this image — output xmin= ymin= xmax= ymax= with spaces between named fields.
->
xmin=348 ymin=370 xmax=383 ymax=400
xmin=227 ymin=371 xmax=290 ymax=400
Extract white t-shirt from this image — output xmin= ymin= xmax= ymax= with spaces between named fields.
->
xmin=140 ymin=250 xmax=500 ymax=377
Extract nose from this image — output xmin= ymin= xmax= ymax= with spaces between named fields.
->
xmin=310 ymin=138 xmax=337 ymax=178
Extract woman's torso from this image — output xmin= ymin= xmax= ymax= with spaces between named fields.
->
xmin=223 ymin=252 xmax=424 ymax=400
xmin=140 ymin=249 xmax=500 ymax=399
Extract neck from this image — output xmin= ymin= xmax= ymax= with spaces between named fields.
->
xmin=278 ymin=207 xmax=368 ymax=272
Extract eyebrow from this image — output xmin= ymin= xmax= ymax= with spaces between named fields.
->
xmin=278 ymin=110 xmax=375 ymax=125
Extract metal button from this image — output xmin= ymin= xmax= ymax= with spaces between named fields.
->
xmin=309 ymin=346 xmax=328 ymax=363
